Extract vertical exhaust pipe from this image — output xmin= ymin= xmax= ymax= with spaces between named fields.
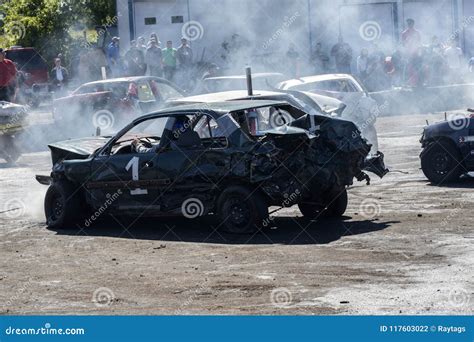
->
xmin=245 ymin=67 xmax=253 ymax=96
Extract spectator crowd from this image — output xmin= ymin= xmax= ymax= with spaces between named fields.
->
xmin=304 ymin=18 xmax=472 ymax=91
xmin=1 ymin=18 xmax=474 ymax=104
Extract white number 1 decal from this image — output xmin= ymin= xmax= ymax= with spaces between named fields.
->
xmin=125 ymin=157 xmax=148 ymax=195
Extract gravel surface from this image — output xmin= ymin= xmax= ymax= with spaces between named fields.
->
xmin=0 ymin=111 xmax=472 ymax=314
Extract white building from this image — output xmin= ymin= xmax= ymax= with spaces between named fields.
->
xmin=116 ymin=0 xmax=474 ymax=71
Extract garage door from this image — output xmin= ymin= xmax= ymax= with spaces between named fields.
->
xmin=402 ymin=0 xmax=454 ymax=45
xmin=339 ymin=3 xmax=396 ymax=53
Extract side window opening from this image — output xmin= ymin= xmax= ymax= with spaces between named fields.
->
xmin=193 ymin=115 xmax=228 ymax=149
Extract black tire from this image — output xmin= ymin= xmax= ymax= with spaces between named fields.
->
xmin=298 ymin=188 xmax=348 ymax=219
xmin=325 ymin=188 xmax=348 ymax=217
xmin=44 ymin=181 xmax=82 ymax=229
xmin=217 ymin=186 xmax=268 ymax=234
xmin=298 ymin=202 xmax=324 ymax=220
xmin=421 ymin=141 xmax=464 ymax=184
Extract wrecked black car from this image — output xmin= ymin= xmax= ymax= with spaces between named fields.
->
xmin=420 ymin=112 xmax=474 ymax=184
xmin=37 ymin=100 xmax=386 ymax=233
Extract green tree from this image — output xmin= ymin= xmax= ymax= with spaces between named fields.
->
xmin=0 ymin=0 xmax=115 ymax=62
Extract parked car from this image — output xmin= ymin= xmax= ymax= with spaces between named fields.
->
xmin=278 ymin=74 xmax=381 ymax=154
xmin=5 ymin=47 xmax=50 ymax=107
xmin=0 ymin=101 xmax=28 ymax=163
xmin=199 ymin=73 xmax=286 ymax=94
xmin=420 ymin=111 xmax=474 ymax=184
xmin=52 ymin=76 xmax=185 ymax=136
xmin=37 ymin=100 xmax=381 ymax=233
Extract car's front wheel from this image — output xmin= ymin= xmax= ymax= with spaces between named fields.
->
xmin=421 ymin=141 xmax=464 ymax=184
xmin=217 ymin=185 xmax=268 ymax=234
xmin=298 ymin=188 xmax=348 ymax=219
xmin=44 ymin=181 xmax=82 ymax=229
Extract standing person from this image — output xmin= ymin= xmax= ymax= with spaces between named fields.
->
xmin=148 ymin=33 xmax=161 ymax=48
xmin=311 ymin=42 xmax=329 ymax=74
xmin=401 ymin=19 xmax=421 ymax=56
xmin=88 ymin=45 xmax=108 ymax=81
xmin=125 ymin=40 xmax=146 ymax=76
xmin=331 ymin=36 xmax=353 ymax=74
xmin=50 ymin=58 xmax=69 ymax=91
xmin=107 ymin=37 xmax=121 ymax=77
xmin=162 ymin=41 xmax=177 ymax=81
xmin=389 ymin=44 xmax=406 ymax=87
xmin=356 ymin=48 xmax=369 ymax=80
xmin=0 ymin=48 xmax=17 ymax=102
xmin=176 ymin=38 xmax=193 ymax=88
xmin=444 ymin=39 xmax=463 ymax=83
xmin=286 ymin=43 xmax=300 ymax=78
xmin=137 ymin=36 xmax=147 ymax=52
xmin=146 ymin=39 xmax=163 ymax=77
xmin=176 ymin=38 xmax=193 ymax=68
xmin=402 ymin=19 xmax=422 ymax=86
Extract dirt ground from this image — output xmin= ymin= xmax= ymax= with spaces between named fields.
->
xmin=0 ymin=111 xmax=472 ymax=315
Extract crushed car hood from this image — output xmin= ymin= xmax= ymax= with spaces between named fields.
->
xmin=48 ymin=136 xmax=110 ymax=164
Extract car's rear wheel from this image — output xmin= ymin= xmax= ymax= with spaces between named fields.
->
xmin=325 ymin=188 xmax=348 ymax=217
xmin=217 ymin=186 xmax=268 ymax=234
xmin=421 ymin=141 xmax=464 ymax=184
xmin=44 ymin=181 xmax=82 ymax=229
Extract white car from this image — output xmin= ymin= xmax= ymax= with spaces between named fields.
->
xmin=278 ymin=74 xmax=381 ymax=154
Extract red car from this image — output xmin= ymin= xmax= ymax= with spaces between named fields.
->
xmin=53 ymin=76 xmax=185 ymax=136
xmin=5 ymin=47 xmax=49 ymax=86
xmin=5 ymin=47 xmax=50 ymax=107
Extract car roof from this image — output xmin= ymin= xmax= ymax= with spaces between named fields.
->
xmin=83 ymin=76 xmax=165 ymax=86
xmin=204 ymin=73 xmax=285 ymax=81
xmin=170 ymin=90 xmax=284 ymax=104
xmin=140 ymin=100 xmax=289 ymax=120
xmin=281 ymin=74 xmax=357 ymax=87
